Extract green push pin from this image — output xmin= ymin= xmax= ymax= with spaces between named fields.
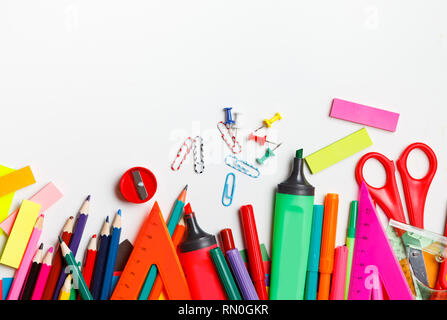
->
xmin=256 ymin=143 xmax=282 ymax=164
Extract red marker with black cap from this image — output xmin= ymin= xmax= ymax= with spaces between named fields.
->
xmin=178 ymin=203 xmax=226 ymax=300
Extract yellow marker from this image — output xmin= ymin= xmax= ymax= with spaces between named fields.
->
xmin=0 ymin=166 xmax=16 ymax=235
xmin=0 ymin=200 xmax=42 ymax=268
xmin=305 ymin=128 xmax=373 ymax=174
xmin=0 ymin=166 xmax=35 ymax=198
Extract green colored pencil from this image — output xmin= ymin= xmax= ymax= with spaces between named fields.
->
xmin=58 ymin=236 xmax=93 ymax=300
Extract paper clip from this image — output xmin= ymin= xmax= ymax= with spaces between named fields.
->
xmin=171 ymin=137 xmax=192 ymax=171
xmin=217 ymin=121 xmax=242 ymax=154
xmin=225 ymin=155 xmax=260 ymax=178
xmin=192 ymin=136 xmax=205 ymax=174
xmin=222 ymin=173 xmax=236 ymax=207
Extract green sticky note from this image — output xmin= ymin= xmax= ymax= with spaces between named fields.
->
xmin=0 ymin=166 xmax=16 ymax=236
xmin=305 ymin=128 xmax=373 ymax=174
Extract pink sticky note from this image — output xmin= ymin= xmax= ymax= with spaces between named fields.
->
xmin=330 ymin=98 xmax=400 ymax=132
xmin=0 ymin=182 xmax=63 ymax=235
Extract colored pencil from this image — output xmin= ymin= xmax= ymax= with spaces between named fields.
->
xmin=7 ymin=215 xmax=44 ymax=300
xmin=330 ymin=246 xmax=348 ymax=300
xmin=41 ymin=216 xmax=74 ymax=300
xmin=58 ymin=236 xmax=93 ymax=300
xmin=139 ymin=185 xmax=187 ymax=300
xmin=58 ymin=274 xmax=72 ymax=300
xmin=20 ymin=243 xmax=44 ymax=300
xmin=148 ymin=218 xmax=186 ymax=300
xmin=31 ymin=247 xmax=54 ymax=300
xmin=82 ymin=234 xmax=98 ymax=289
xmin=90 ymin=217 xmax=111 ymax=299
xmin=52 ymin=195 xmax=90 ymax=300
xmin=100 ymin=210 xmax=122 ymax=300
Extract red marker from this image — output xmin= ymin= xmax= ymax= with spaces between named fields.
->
xmin=178 ymin=203 xmax=226 ymax=300
xmin=239 ymin=205 xmax=268 ymax=300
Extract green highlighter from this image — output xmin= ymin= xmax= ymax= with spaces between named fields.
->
xmin=270 ymin=149 xmax=315 ymax=300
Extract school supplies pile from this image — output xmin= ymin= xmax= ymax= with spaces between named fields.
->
xmin=1 ymin=97 xmax=447 ymax=301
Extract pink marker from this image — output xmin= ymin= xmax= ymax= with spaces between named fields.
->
xmin=330 ymin=98 xmax=400 ymax=132
xmin=7 ymin=215 xmax=44 ymax=300
xmin=330 ymin=246 xmax=348 ymax=300
xmin=30 ymin=247 xmax=54 ymax=300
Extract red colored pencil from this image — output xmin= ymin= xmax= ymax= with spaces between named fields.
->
xmin=41 ymin=216 xmax=75 ymax=300
xmin=82 ymin=234 xmax=98 ymax=289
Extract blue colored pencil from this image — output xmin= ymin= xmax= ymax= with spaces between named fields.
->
xmin=90 ymin=217 xmax=111 ymax=300
xmin=99 ymin=210 xmax=122 ymax=300
xmin=52 ymin=195 xmax=90 ymax=300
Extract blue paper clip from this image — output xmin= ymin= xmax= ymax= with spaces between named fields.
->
xmin=222 ymin=173 xmax=236 ymax=207
xmin=225 ymin=155 xmax=260 ymax=178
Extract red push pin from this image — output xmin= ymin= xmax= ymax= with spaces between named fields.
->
xmin=248 ymin=133 xmax=278 ymax=146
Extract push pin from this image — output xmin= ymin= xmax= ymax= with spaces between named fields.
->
xmin=223 ymin=107 xmax=235 ymax=126
xmin=256 ymin=143 xmax=282 ymax=165
xmin=248 ymin=133 xmax=278 ymax=146
xmin=254 ymin=112 xmax=282 ymax=132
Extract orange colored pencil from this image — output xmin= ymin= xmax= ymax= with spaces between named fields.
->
xmin=318 ymin=193 xmax=339 ymax=300
xmin=148 ymin=218 xmax=186 ymax=300
xmin=41 ymin=216 xmax=74 ymax=300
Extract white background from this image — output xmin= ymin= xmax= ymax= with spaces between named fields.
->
xmin=0 ymin=0 xmax=446 ymax=278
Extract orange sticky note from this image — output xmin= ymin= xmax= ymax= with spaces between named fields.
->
xmin=0 ymin=166 xmax=35 ymax=198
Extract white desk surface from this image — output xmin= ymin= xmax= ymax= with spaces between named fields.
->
xmin=0 ymin=0 xmax=446 ymax=278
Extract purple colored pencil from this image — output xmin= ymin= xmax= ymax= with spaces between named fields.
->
xmin=227 ymin=249 xmax=259 ymax=300
xmin=51 ymin=195 xmax=90 ymax=299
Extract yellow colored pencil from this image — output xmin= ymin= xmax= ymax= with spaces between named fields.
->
xmin=58 ymin=274 xmax=72 ymax=300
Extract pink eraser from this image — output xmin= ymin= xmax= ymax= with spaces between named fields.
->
xmin=0 ymin=182 xmax=63 ymax=235
xmin=330 ymin=98 xmax=400 ymax=132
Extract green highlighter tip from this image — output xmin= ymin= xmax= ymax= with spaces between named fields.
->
xmin=296 ymin=149 xmax=303 ymax=158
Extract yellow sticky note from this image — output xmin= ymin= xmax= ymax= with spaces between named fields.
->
xmin=305 ymin=128 xmax=373 ymax=174
xmin=0 ymin=200 xmax=41 ymax=268
xmin=0 ymin=166 xmax=16 ymax=236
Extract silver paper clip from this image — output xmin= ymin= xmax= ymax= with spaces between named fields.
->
xmin=222 ymin=173 xmax=236 ymax=207
xmin=225 ymin=155 xmax=260 ymax=178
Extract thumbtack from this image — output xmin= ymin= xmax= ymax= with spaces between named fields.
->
xmin=248 ymin=133 xmax=278 ymax=146
xmin=224 ymin=107 xmax=235 ymax=126
xmin=256 ymin=143 xmax=282 ymax=165
xmin=254 ymin=112 xmax=282 ymax=132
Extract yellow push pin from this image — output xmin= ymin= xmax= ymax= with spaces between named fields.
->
xmin=254 ymin=112 xmax=282 ymax=132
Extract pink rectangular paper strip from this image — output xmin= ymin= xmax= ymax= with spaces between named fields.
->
xmin=0 ymin=182 xmax=63 ymax=235
xmin=330 ymin=98 xmax=400 ymax=132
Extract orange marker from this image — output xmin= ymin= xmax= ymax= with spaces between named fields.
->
xmin=317 ymin=193 xmax=339 ymax=300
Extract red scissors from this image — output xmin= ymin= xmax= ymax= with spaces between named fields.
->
xmin=355 ymin=142 xmax=437 ymax=229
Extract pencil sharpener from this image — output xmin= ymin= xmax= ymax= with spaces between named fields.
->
xmin=119 ymin=167 xmax=157 ymax=203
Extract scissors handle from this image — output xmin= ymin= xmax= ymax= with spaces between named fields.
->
xmin=396 ymin=142 xmax=437 ymax=229
xmin=355 ymin=152 xmax=407 ymax=224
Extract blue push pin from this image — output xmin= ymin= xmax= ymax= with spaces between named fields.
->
xmin=224 ymin=107 xmax=235 ymax=126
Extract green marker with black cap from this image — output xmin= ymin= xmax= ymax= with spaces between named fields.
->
xmin=270 ymin=149 xmax=315 ymax=300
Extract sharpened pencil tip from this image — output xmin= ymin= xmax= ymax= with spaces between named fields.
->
xmin=86 ymin=195 xmax=91 ymax=201
xmin=117 ymin=209 xmax=122 ymax=216
xmin=184 ymin=184 xmax=188 ymax=191
xmin=39 ymin=243 xmax=43 ymax=249
xmin=106 ymin=216 xmax=109 ymax=223
xmin=92 ymin=234 xmax=97 ymax=238
xmin=49 ymin=247 xmax=54 ymax=253
xmin=58 ymin=235 xmax=62 ymax=243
